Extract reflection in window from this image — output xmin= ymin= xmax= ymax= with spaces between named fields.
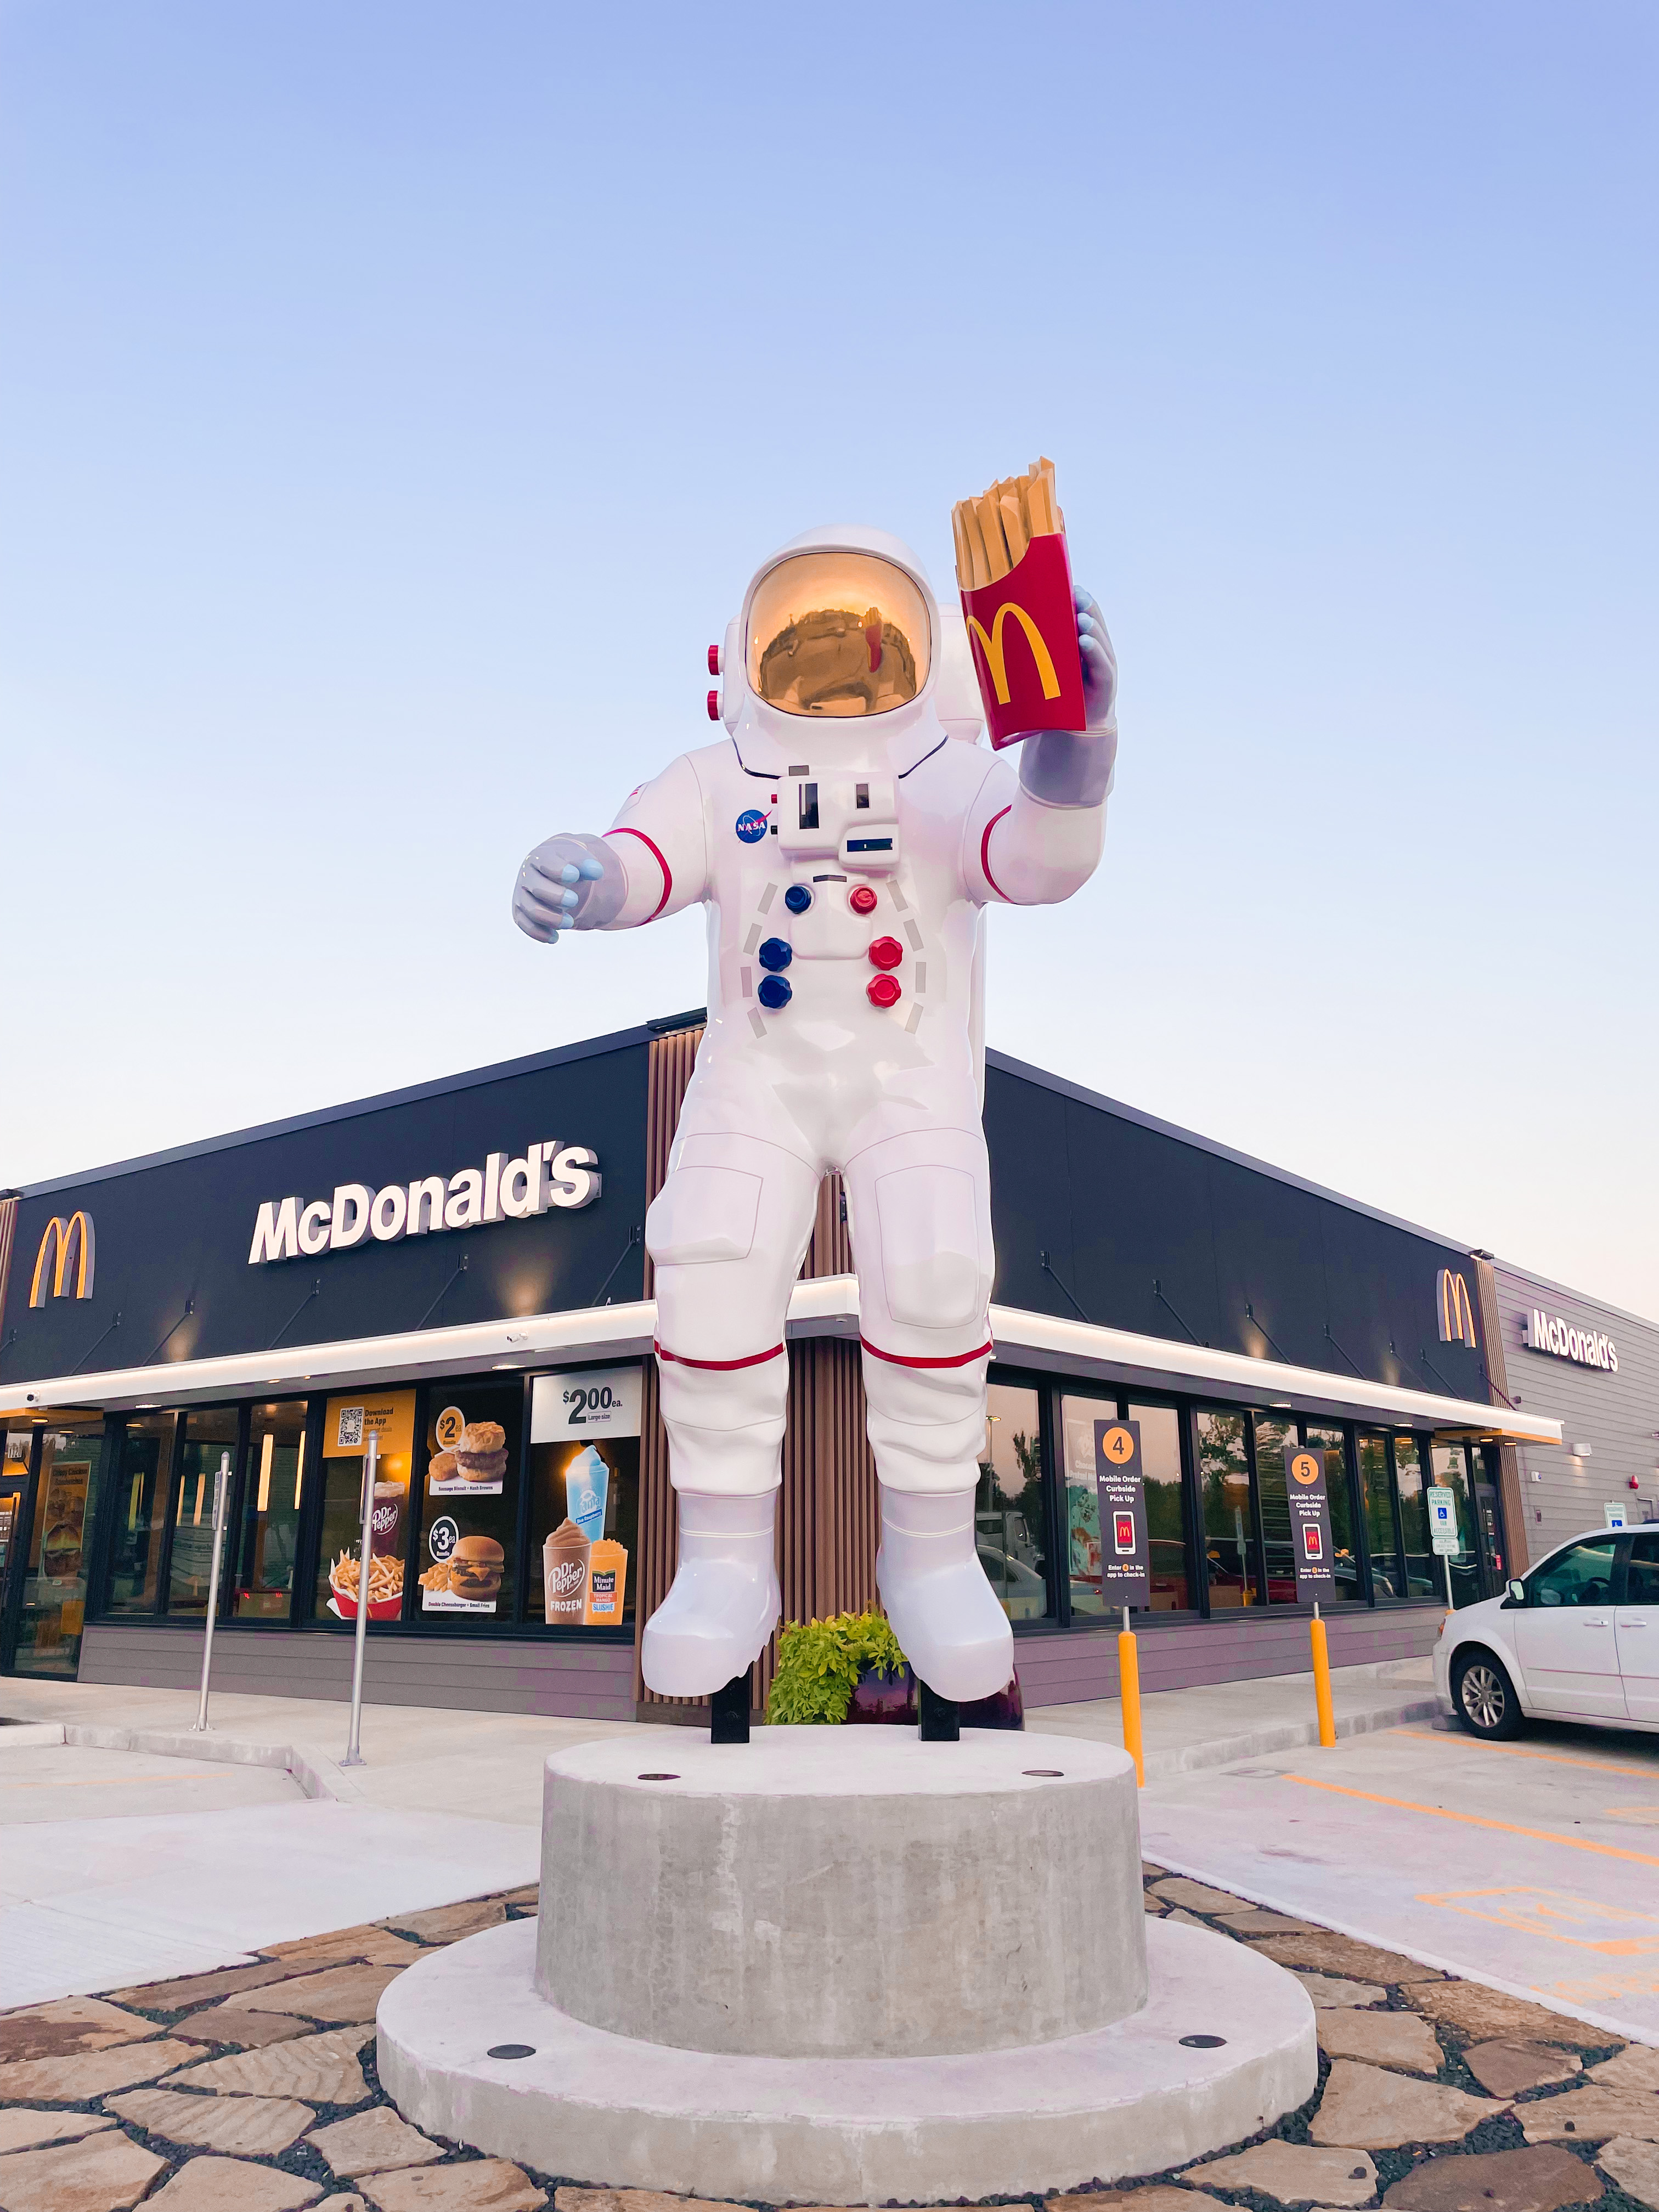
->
xmin=234 ymin=1402 xmax=308 ymax=1622
xmin=1198 ymin=1410 xmax=1256 ymax=1607
xmin=1305 ymin=1425 xmax=1362 ymax=1603
xmin=1128 ymin=1402 xmax=1189 ymax=1611
xmin=977 ymin=1384 xmax=1049 ymax=1621
xmin=1357 ymin=1432 xmax=1400 ymax=1598
xmin=1624 ymin=1535 xmax=1659 ymax=1606
xmin=1528 ymin=1537 xmax=1617 ymax=1608
xmin=1252 ymin=1414 xmax=1297 ymax=1604
xmin=1394 ymin=1435 xmax=1435 ymax=1600
xmin=1431 ymin=1441 xmax=1480 ymax=1607
xmin=106 ymin=1413 xmax=178 ymax=1613
xmin=15 ymin=1423 xmax=105 ymax=1677
xmin=167 ymin=1409 xmax=238 ymax=1616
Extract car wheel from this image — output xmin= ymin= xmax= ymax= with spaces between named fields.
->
xmin=1452 ymin=1647 xmax=1524 ymax=1740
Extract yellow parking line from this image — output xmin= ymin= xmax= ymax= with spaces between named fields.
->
xmin=1285 ymin=1774 xmax=1659 ymax=1867
xmin=1392 ymin=1729 xmax=1659 ymax=1784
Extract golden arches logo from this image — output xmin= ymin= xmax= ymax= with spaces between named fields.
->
xmin=1437 ymin=1267 xmax=1477 ymax=1348
xmin=30 ymin=1211 xmax=97 ymax=1307
xmin=966 ymin=601 xmax=1062 ymax=706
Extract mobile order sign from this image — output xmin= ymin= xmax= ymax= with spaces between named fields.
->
xmin=1093 ymin=1419 xmax=1149 ymax=1611
xmin=1284 ymin=1442 xmax=1335 ymax=1601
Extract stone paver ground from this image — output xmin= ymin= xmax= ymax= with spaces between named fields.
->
xmin=1 ymin=1864 xmax=1656 ymax=2211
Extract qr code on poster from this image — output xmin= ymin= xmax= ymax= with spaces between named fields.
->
xmin=338 ymin=1405 xmax=365 ymax=1449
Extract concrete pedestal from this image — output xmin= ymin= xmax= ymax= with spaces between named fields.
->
xmin=378 ymin=1727 xmax=1316 ymax=2203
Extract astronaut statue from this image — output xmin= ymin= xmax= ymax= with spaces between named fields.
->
xmin=513 ymin=526 xmax=1116 ymax=1707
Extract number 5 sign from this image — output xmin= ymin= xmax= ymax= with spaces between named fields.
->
xmin=1094 ymin=1419 xmax=1149 ymax=1612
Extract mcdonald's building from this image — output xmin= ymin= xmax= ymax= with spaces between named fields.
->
xmin=6 ymin=1009 xmax=1634 ymax=1717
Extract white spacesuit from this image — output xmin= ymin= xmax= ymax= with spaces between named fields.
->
xmin=513 ymin=524 xmax=1116 ymax=1703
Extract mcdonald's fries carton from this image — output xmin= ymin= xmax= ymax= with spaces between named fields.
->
xmin=952 ymin=459 xmax=1088 ymax=749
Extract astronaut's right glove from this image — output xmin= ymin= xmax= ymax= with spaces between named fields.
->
xmin=1017 ymin=586 xmax=1119 ymax=809
xmin=511 ymin=833 xmax=628 ymax=944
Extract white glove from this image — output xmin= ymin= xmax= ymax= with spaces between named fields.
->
xmin=512 ymin=834 xmax=627 ymax=944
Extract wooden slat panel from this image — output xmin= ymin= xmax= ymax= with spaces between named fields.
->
xmin=0 ymin=1195 xmax=17 ymax=1341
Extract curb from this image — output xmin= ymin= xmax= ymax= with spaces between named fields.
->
xmin=1141 ymin=1692 xmax=1442 ymax=1781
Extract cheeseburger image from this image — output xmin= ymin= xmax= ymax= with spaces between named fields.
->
xmin=453 ymin=1421 xmax=507 ymax=1484
xmin=448 ymin=1534 xmax=504 ymax=1604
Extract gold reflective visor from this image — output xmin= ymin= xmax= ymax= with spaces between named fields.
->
xmin=747 ymin=553 xmax=930 ymax=717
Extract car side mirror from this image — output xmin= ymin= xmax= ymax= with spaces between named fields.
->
xmin=1503 ymin=1578 xmax=1526 ymax=1607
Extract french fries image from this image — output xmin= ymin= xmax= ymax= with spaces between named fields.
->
xmin=952 ymin=458 xmax=1063 ymax=591
xmin=330 ymin=1548 xmax=404 ymax=1612
xmin=951 ymin=455 xmax=1085 ymax=747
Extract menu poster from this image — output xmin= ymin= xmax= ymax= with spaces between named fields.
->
xmin=1093 ymin=1420 xmax=1149 ymax=1612
xmin=419 ymin=1511 xmax=502 ymax=1613
xmin=0 ymin=1493 xmax=18 ymax=1574
xmin=323 ymin=1391 xmax=414 ymax=1621
xmin=1285 ymin=1443 xmax=1335 ymax=1599
xmin=531 ymin=1366 xmax=642 ymax=1442
xmin=427 ymin=1402 xmax=507 ymax=1496
xmin=40 ymin=1460 xmax=90 ymax=1585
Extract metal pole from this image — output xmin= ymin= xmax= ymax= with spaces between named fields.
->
xmin=342 ymin=1430 xmax=377 ymax=1768
xmin=190 ymin=1451 xmax=232 ymax=1733
xmin=1443 ymin=1551 xmax=1455 ymax=1611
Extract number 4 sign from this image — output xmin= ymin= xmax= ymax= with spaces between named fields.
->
xmin=1094 ymin=1419 xmax=1149 ymax=1611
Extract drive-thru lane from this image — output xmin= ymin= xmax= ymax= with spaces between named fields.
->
xmin=1141 ymin=1718 xmax=1659 ymax=2044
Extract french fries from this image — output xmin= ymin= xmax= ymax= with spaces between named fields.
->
xmin=952 ymin=458 xmax=1063 ymax=590
xmin=330 ymin=1550 xmax=403 ymax=1604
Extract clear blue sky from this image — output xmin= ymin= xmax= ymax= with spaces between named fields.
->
xmin=5 ymin=3 xmax=1656 ymax=1319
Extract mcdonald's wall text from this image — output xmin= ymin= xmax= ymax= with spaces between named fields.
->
xmin=1522 ymin=1308 xmax=1619 ymax=1373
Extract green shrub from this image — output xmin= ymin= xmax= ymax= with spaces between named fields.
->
xmin=765 ymin=1608 xmax=908 ymax=1725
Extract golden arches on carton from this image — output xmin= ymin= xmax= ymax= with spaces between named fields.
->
xmin=965 ymin=601 xmax=1063 ymax=706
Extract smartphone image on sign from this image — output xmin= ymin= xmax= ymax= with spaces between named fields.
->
xmin=1303 ymin=1523 xmax=1324 ymax=1561
xmin=1113 ymin=1510 xmax=1136 ymax=1555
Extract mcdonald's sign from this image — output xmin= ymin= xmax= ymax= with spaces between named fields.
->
xmin=1436 ymin=1267 xmax=1477 ymax=1349
xmin=29 ymin=1212 xmax=97 ymax=1307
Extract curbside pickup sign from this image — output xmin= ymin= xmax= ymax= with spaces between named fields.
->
xmin=1285 ymin=1442 xmax=1335 ymax=1601
xmin=249 ymin=1142 xmax=601 ymax=1266
xmin=1093 ymin=1419 xmax=1149 ymax=1612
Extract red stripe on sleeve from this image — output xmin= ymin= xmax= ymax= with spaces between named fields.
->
xmin=979 ymin=805 xmax=1012 ymax=902
xmin=609 ymin=826 xmax=673 ymax=921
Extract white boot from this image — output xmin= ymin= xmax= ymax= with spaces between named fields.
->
xmin=641 ymin=1490 xmax=781 ymax=1699
xmin=875 ymin=1486 xmax=1015 ymax=1703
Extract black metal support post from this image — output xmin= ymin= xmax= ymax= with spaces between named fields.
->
xmin=918 ymin=1681 xmax=960 ymax=1741
xmin=710 ymin=1672 xmax=750 ymax=1744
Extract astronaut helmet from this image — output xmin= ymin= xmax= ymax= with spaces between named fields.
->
xmin=718 ymin=524 xmax=982 ymax=744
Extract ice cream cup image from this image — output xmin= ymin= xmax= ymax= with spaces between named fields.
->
xmin=543 ymin=1517 xmax=591 ymax=1623
xmin=583 ymin=1538 xmax=629 ymax=1625
xmin=565 ymin=1443 xmax=610 ymax=1546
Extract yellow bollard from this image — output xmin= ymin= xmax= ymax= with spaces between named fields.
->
xmin=1310 ymin=1601 xmax=1336 ymax=1748
xmin=1118 ymin=1606 xmax=1144 ymax=1786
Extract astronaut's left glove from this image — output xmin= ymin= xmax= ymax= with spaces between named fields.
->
xmin=1017 ymin=587 xmax=1118 ymax=808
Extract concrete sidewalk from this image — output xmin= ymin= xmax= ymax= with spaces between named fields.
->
xmin=2 ymin=1654 xmax=1438 ymax=1808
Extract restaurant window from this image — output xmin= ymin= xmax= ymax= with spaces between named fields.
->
xmin=1430 ymin=1440 xmax=1480 ymax=1607
xmin=1357 ymin=1431 xmax=1401 ymax=1599
xmin=413 ymin=1383 xmax=522 ymax=1627
xmin=14 ymin=1420 xmax=107 ymax=1677
xmin=526 ymin=1366 xmax=639 ymax=1628
xmin=1061 ymin=1391 xmax=1113 ymax=1618
xmin=977 ymin=1382 xmax=1050 ymax=1621
xmin=165 ymin=1409 xmax=239 ymax=1616
xmin=234 ymin=1401 xmax=309 ymax=1623
xmin=1394 ymin=1435 xmax=1435 ymax=1599
xmin=1251 ymin=1414 xmax=1299 ymax=1605
xmin=313 ymin=1392 xmax=415 ymax=1624
xmin=1198 ymin=1409 xmax=1256 ymax=1607
xmin=105 ymin=1412 xmax=178 ymax=1613
xmin=1 ymin=1432 xmax=32 ymax=1602
xmin=1304 ymin=1424 xmax=1363 ymax=1603
xmin=1130 ymin=1402 xmax=1190 ymax=1611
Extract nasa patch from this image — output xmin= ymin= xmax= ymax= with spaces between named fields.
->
xmin=735 ymin=808 xmax=769 ymax=844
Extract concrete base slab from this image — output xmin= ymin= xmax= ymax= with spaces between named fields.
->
xmin=377 ymin=1915 xmax=1317 ymax=2205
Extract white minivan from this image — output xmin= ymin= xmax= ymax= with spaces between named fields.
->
xmin=1435 ymin=1525 xmax=1659 ymax=1739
